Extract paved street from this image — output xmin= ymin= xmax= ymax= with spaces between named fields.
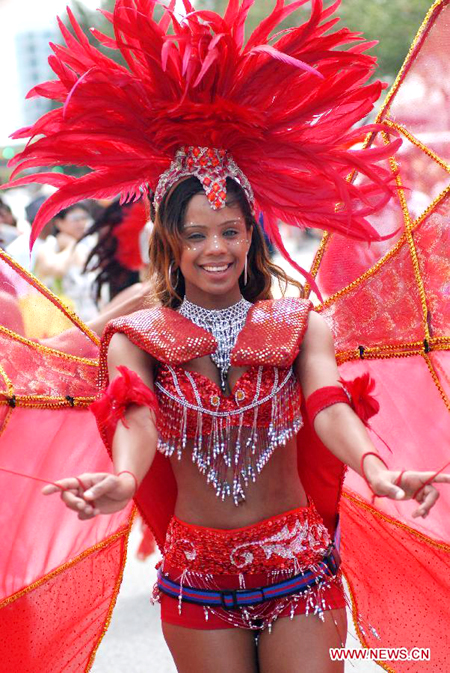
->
xmin=92 ymin=525 xmax=176 ymax=673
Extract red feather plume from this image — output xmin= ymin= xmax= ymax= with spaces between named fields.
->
xmin=2 ymin=0 xmax=400 ymax=259
xmin=340 ymin=373 xmax=380 ymax=424
xmin=114 ymin=199 xmax=148 ymax=271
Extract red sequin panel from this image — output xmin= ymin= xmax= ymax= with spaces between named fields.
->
xmin=98 ymin=307 xmax=216 ymax=388
xmin=163 ymin=504 xmax=330 ymax=575
xmin=232 ymin=298 xmax=313 ymax=367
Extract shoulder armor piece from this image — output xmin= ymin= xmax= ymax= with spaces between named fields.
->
xmin=101 ymin=307 xmax=216 ymax=366
xmin=231 ymin=297 xmax=313 ymax=367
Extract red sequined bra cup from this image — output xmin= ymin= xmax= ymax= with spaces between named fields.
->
xmin=99 ymin=298 xmax=313 ymax=503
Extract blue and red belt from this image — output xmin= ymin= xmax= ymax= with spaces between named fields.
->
xmin=157 ymin=546 xmax=341 ymax=611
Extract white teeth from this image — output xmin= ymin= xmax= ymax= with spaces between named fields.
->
xmin=203 ymin=265 xmax=229 ymax=272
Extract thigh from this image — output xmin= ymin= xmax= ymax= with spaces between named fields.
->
xmin=258 ymin=608 xmax=347 ymax=673
xmin=162 ymin=621 xmax=259 ymax=673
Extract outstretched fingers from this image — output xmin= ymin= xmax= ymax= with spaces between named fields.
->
xmin=42 ymin=476 xmax=87 ymax=496
xmin=41 ymin=474 xmax=107 ymax=518
xmin=412 ymin=484 xmax=439 ymax=518
xmin=433 ymin=472 xmax=450 ymax=484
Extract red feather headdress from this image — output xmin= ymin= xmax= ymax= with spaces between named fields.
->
xmin=3 ymin=0 xmax=400 ymax=273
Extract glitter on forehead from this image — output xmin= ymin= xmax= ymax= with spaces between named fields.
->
xmin=154 ymin=146 xmax=255 ymax=213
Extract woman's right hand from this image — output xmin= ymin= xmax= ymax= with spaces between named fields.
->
xmin=42 ymin=472 xmax=136 ymax=520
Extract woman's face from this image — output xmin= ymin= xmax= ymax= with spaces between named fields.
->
xmin=179 ymin=193 xmax=251 ymax=309
xmin=56 ymin=207 xmax=91 ymax=240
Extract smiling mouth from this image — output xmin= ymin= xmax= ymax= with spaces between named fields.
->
xmin=200 ymin=263 xmax=233 ymax=273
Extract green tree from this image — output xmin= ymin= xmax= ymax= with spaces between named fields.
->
xmin=197 ymin=0 xmax=432 ymax=82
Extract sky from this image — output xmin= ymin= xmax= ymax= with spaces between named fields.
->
xmin=0 ymin=0 xmax=188 ymax=146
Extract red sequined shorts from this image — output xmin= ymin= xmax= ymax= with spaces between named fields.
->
xmin=155 ymin=502 xmax=346 ymax=630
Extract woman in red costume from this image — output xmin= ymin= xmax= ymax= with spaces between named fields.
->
xmin=45 ymin=171 xmax=449 ymax=673
xmin=2 ymin=1 xmax=450 ymax=672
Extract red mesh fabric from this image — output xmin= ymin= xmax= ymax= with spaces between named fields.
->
xmin=319 ymin=237 xmax=424 ymax=352
xmin=0 ymin=409 xmax=132 ymax=601
xmin=0 ymin=251 xmax=132 ymax=671
xmin=308 ymin=6 xmax=450 ymax=665
xmin=299 ymin=355 xmax=450 ymax=668
xmin=341 ymin=358 xmax=450 ymax=541
xmin=316 ymin=0 xmax=450 ymax=298
xmin=414 ymin=202 xmax=450 ymax=337
xmin=0 ymin=534 xmax=127 ymax=673
xmin=341 ymin=492 xmax=450 ymax=671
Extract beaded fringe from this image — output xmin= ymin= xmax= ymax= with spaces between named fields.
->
xmin=157 ymin=373 xmax=303 ymax=504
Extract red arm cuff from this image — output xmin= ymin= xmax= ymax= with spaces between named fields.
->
xmin=90 ymin=365 xmax=158 ymax=434
xmin=305 ymin=386 xmax=351 ymax=425
xmin=306 ymin=374 xmax=380 ymax=426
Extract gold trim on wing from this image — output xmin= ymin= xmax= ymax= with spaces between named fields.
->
xmin=343 ymin=569 xmax=396 ymax=673
xmin=378 ymin=0 xmax=448 ymax=123
xmin=382 ymin=133 xmax=431 ymax=342
xmin=85 ymin=509 xmax=136 ymax=671
xmin=0 ymin=325 xmax=98 ymax=366
xmin=384 ymin=120 xmax=450 ymax=174
xmin=315 ymin=184 xmax=450 ymax=312
xmin=422 ymin=352 xmax=450 ymax=412
xmin=343 ymin=490 xmax=450 ymax=552
xmin=0 ymin=365 xmax=14 ymax=436
xmin=334 ymin=338 xmax=450 ymax=365
xmin=0 ymin=517 xmax=133 ymax=610
xmin=0 ymin=248 xmax=100 ymax=347
xmin=0 ymin=393 xmax=96 ymax=409
xmin=307 ymin=0 xmax=449 ymax=306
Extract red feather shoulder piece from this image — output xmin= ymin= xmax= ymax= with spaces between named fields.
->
xmin=2 ymin=0 xmax=400 ymax=257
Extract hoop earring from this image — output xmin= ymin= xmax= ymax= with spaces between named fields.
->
xmin=168 ymin=262 xmax=180 ymax=290
xmin=244 ymin=255 xmax=248 ymax=286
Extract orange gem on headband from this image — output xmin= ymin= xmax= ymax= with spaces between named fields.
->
xmin=154 ymin=146 xmax=255 ymax=212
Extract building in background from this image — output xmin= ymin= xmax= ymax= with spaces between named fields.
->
xmin=0 ymin=0 xmax=71 ymax=180
xmin=0 ymin=0 xmax=69 ymax=144
xmin=15 ymin=28 xmax=59 ymax=128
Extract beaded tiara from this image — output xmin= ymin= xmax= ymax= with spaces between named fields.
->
xmin=154 ymin=146 xmax=255 ymax=213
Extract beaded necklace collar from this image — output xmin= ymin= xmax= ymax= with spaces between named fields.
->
xmin=178 ymin=296 xmax=252 ymax=392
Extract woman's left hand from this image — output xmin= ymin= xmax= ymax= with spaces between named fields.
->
xmin=368 ymin=469 xmax=450 ymax=518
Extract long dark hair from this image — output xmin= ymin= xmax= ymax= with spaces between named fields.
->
xmin=83 ymin=200 xmax=140 ymax=303
xmin=148 ymin=177 xmax=303 ymax=308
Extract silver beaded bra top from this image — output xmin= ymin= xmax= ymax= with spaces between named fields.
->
xmin=153 ymin=297 xmax=304 ymax=505
xmin=101 ymin=299 xmax=312 ymax=506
